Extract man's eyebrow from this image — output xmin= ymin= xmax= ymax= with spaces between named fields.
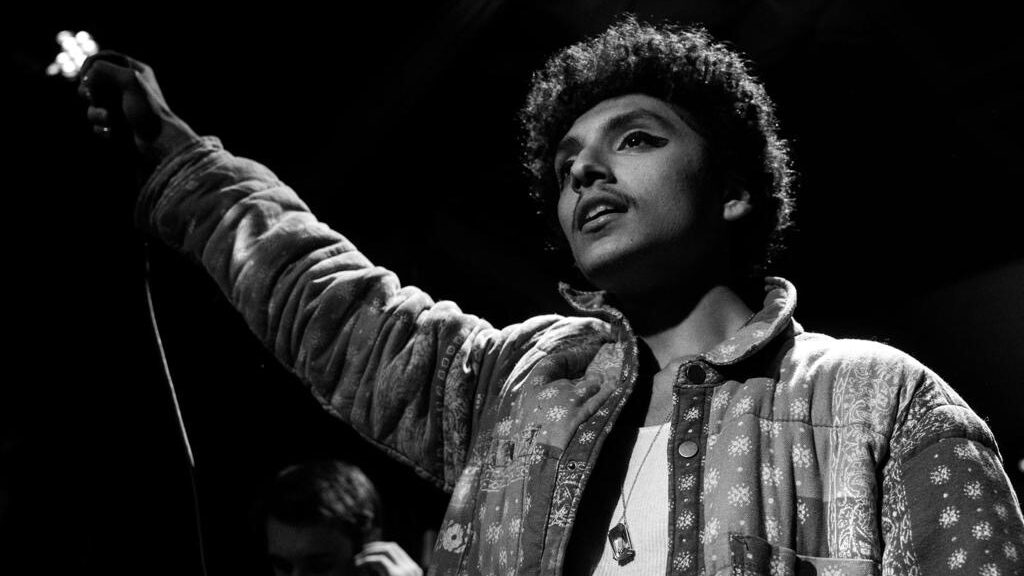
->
xmin=555 ymin=135 xmax=582 ymax=159
xmin=603 ymin=108 xmax=675 ymax=135
xmin=555 ymin=108 xmax=676 ymax=159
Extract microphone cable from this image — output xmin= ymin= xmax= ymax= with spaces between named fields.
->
xmin=143 ymin=242 xmax=211 ymax=576
xmin=57 ymin=36 xmax=211 ymax=575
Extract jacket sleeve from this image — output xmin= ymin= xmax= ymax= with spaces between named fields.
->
xmin=136 ymin=137 xmax=563 ymax=491
xmin=880 ymin=369 xmax=1024 ymax=575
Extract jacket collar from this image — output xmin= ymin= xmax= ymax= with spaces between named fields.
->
xmin=558 ymin=276 xmax=801 ymax=366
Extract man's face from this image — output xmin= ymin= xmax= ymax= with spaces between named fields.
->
xmin=554 ymin=94 xmax=726 ymax=296
xmin=266 ymin=517 xmax=356 ymax=576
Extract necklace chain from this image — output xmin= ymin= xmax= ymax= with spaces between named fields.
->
xmin=609 ymin=309 xmax=758 ymax=558
xmin=618 ymin=423 xmax=668 ymax=527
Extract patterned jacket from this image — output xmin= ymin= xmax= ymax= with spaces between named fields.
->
xmin=140 ymin=138 xmax=1023 ymax=575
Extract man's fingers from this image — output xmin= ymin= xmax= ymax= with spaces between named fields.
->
xmin=355 ymin=542 xmax=422 ymax=576
xmin=79 ymin=50 xmax=154 ymax=106
xmin=359 ymin=541 xmax=401 ymax=555
xmin=355 ymin=553 xmax=419 ymax=576
xmin=357 ymin=541 xmax=408 ymax=563
xmin=79 ymin=60 xmax=138 ymax=109
xmin=81 ymin=50 xmax=148 ymax=78
xmin=78 ymin=56 xmax=161 ymax=143
xmin=76 ymin=48 xmax=199 ymax=162
xmin=354 ymin=552 xmax=398 ymax=574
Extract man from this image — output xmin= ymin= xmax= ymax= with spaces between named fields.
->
xmin=255 ymin=460 xmax=423 ymax=576
xmin=79 ymin=15 xmax=1022 ymax=576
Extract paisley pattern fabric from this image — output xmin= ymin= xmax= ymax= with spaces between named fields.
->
xmin=140 ymin=139 xmax=1024 ymax=575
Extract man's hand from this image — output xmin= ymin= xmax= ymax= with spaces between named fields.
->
xmin=354 ymin=541 xmax=423 ymax=576
xmin=78 ymin=51 xmax=199 ymax=173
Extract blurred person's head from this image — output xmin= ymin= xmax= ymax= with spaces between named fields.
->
xmin=254 ymin=460 xmax=383 ymax=576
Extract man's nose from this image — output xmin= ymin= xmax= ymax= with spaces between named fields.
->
xmin=570 ymin=148 xmax=611 ymax=191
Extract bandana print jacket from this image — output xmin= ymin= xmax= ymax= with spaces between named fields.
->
xmin=139 ymin=138 xmax=1023 ymax=576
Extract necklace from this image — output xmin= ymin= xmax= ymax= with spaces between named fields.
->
xmin=605 ymin=310 xmax=756 ymax=564
xmin=608 ymin=423 xmax=667 ymax=566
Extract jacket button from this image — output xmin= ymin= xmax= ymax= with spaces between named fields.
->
xmin=677 ymin=441 xmax=699 ymax=458
xmin=685 ymin=363 xmax=706 ymax=385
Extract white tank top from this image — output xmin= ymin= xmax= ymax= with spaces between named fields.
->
xmin=593 ymin=422 xmax=670 ymax=575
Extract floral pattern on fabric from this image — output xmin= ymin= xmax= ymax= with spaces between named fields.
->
xmin=898 ymin=437 xmax=1024 ymax=576
xmin=142 ymin=141 xmax=1024 ymax=575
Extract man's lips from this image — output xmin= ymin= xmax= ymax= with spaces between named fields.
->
xmin=574 ymin=190 xmax=629 ymax=231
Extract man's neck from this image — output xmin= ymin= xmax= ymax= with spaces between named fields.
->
xmin=615 ymin=283 xmax=755 ymax=369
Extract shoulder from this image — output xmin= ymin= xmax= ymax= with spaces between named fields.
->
xmin=785 ymin=330 xmax=994 ymax=453
xmin=790 ymin=331 xmax=967 ymax=404
xmin=790 ymin=331 xmax=927 ymax=373
xmin=782 ymin=327 xmax=937 ymax=389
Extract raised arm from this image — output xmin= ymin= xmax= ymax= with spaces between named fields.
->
xmin=78 ymin=53 xmax=564 ymax=491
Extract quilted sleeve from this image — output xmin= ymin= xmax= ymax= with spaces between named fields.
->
xmin=880 ymin=372 xmax=1023 ymax=575
xmin=136 ymin=137 xmax=564 ymax=491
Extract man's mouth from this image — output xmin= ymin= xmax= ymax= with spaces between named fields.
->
xmin=582 ymin=204 xmax=622 ymax=225
xmin=576 ymin=192 xmax=628 ymax=231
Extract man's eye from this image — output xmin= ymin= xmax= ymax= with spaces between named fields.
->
xmin=618 ymin=131 xmax=666 ymax=150
xmin=558 ymin=160 xmax=575 ymax=185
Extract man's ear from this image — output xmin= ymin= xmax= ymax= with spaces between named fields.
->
xmin=722 ymin=180 xmax=753 ymax=222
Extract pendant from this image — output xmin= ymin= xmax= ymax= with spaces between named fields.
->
xmin=608 ymin=521 xmax=636 ymax=566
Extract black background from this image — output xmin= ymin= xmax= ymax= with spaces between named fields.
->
xmin=4 ymin=2 xmax=1023 ymax=574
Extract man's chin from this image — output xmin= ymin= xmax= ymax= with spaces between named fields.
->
xmin=575 ymin=252 xmax=647 ymax=295
xmin=575 ymin=246 xmax=695 ymax=299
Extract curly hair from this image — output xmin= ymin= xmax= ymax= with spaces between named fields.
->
xmin=254 ymin=460 xmax=383 ymax=547
xmin=519 ymin=15 xmax=795 ymax=279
